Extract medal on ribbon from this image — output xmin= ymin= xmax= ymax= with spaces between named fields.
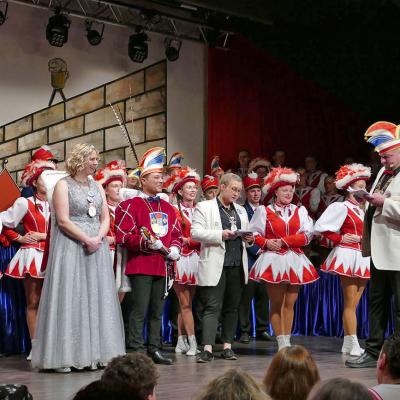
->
xmin=149 ymin=211 xmax=168 ymax=237
xmin=87 ymin=191 xmax=96 ymax=218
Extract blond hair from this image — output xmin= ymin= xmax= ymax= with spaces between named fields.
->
xmin=195 ymin=369 xmax=271 ymax=400
xmin=220 ymin=172 xmax=242 ymax=187
xmin=66 ymin=143 xmax=98 ymax=176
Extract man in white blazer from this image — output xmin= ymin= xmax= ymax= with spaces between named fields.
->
xmin=347 ymin=122 xmax=400 ymax=368
xmin=191 ymin=173 xmax=254 ymax=363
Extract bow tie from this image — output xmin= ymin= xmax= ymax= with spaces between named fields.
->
xmin=383 ymin=170 xmax=395 ymax=176
xmin=148 ymin=196 xmax=160 ymax=203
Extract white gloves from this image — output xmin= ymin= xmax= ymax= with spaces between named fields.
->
xmin=167 ymin=246 xmax=180 ymax=261
xmin=148 ymin=239 xmax=163 ymax=250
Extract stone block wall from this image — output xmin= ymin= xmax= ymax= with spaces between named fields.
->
xmin=0 ymin=61 xmax=166 ymax=183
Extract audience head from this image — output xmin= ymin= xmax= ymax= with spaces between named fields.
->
xmin=263 ymin=345 xmax=320 ymax=400
xmin=73 ymin=380 xmax=140 ymax=400
xmin=304 ymin=156 xmax=319 ymax=172
xmin=307 ymin=377 xmax=372 ymax=400
xmin=101 ymin=353 xmax=159 ymax=400
xmin=66 ymin=143 xmax=99 ymax=177
xmin=296 ymin=167 xmax=307 ymax=186
xmin=238 ymin=150 xmax=251 ymax=169
xmin=219 ymin=173 xmax=242 ymax=205
xmin=194 ymin=368 xmax=271 ymax=400
xmin=377 ymin=333 xmax=400 ymax=384
xmin=273 ymin=150 xmax=286 ymax=167
xmin=323 ymin=175 xmax=336 ymax=194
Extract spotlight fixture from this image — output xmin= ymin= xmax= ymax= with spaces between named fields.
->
xmin=46 ymin=8 xmax=71 ymax=47
xmin=165 ymin=38 xmax=182 ymax=62
xmin=0 ymin=1 xmax=8 ymax=26
xmin=85 ymin=20 xmax=104 ymax=46
xmin=128 ymin=30 xmax=149 ymax=63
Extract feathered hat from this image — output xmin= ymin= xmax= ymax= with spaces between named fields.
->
xmin=163 ymin=167 xmax=200 ymax=194
xmin=167 ymin=152 xmax=183 ymax=171
xmin=32 ymin=145 xmax=57 ymax=162
xmin=201 ymin=175 xmax=219 ymax=192
xmin=243 ymin=172 xmax=262 ymax=191
xmin=248 ymin=157 xmax=271 ymax=173
xmin=210 ymin=155 xmax=224 ymax=177
xmin=334 ymin=163 xmax=371 ymax=190
xmin=364 ymin=121 xmax=400 ymax=154
xmin=262 ymin=167 xmax=298 ymax=202
xmin=139 ymin=147 xmax=166 ymax=177
xmin=127 ymin=167 xmax=141 ymax=180
xmin=95 ymin=160 xmax=126 ymax=187
xmin=21 ymin=159 xmax=56 ymax=187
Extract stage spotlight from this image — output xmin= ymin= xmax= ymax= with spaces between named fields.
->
xmin=85 ymin=20 xmax=105 ymax=46
xmin=128 ymin=31 xmax=148 ymax=63
xmin=46 ymin=8 xmax=71 ymax=47
xmin=165 ymin=38 xmax=182 ymax=62
xmin=0 ymin=1 xmax=9 ymax=26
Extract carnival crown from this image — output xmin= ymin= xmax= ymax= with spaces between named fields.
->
xmin=364 ymin=121 xmax=400 ymax=154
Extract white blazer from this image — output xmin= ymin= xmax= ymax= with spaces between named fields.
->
xmin=362 ymin=167 xmax=400 ymax=271
xmin=191 ymin=198 xmax=249 ymax=286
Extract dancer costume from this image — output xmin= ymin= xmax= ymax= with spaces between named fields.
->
xmin=249 ymin=168 xmax=319 ymax=285
xmin=307 ymin=169 xmax=328 ymax=193
xmin=0 ymin=159 xmax=56 ymax=280
xmin=95 ymin=160 xmax=131 ymax=294
xmin=315 ymin=164 xmax=371 ymax=279
xmin=32 ymin=176 xmax=125 ymax=370
xmin=292 ymin=184 xmax=320 ymax=220
xmin=164 ymin=167 xmax=201 ymax=285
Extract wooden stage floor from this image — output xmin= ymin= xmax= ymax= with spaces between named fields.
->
xmin=0 ymin=337 xmax=377 ymax=400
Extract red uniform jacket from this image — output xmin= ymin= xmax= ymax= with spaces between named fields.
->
xmin=115 ymin=196 xmax=182 ymax=276
xmin=174 ymin=207 xmax=200 ymax=256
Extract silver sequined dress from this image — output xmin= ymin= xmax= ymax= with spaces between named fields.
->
xmin=32 ymin=176 xmax=125 ymax=370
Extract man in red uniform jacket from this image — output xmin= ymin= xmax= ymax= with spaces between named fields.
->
xmin=115 ymin=147 xmax=182 ymax=365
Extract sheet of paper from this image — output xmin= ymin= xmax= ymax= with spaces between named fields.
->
xmin=347 ymin=187 xmax=370 ymax=198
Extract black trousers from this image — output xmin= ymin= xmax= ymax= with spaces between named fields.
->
xmin=197 ymin=266 xmax=244 ymax=346
xmin=128 ymin=274 xmax=166 ymax=353
xmin=365 ymin=261 xmax=400 ymax=358
xmin=238 ymin=279 xmax=269 ymax=335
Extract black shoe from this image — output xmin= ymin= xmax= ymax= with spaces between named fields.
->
xmin=148 ymin=351 xmax=173 ymax=365
xmin=256 ymin=331 xmax=274 ymax=342
xmin=196 ymin=350 xmax=214 ymax=363
xmin=220 ymin=348 xmax=238 ymax=360
xmin=239 ymin=333 xmax=251 ymax=344
xmin=345 ymin=352 xmax=377 ymax=368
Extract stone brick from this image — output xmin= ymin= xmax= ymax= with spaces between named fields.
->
xmin=10 ymin=171 xmax=17 ymax=183
xmin=33 ymin=103 xmax=64 ymax=130
xmin=125 ymin=139 xmax=166 ymax=168
xmin=56 ymin=161 xmax=66 ymax=171
xmin=18 ymin=129 xmax=47 ymax=152
xmin=5 ymin=116 xmax=32 ymax=140
xmin=105 ymin=119 xmax=145 ymax=151
xmin=101 ymin=148 xmax=126 ymax=165
xmin=49 ymin=117 xmax=84 ymax=143
xmin=125 ymin=89 xmax=165 ymax=121
xmin=106 ymin=72 xmax=144 ymax=103
xmin=0 ymin=139 xmax=17 ymax=158
xmin=0 ymin=127 xmax=4 ymax=142
xmin=146 ymin=114 xmax=166 ymax=141
xmin=6 ymin=152 xmax=31 ymax=172
xmin=16 ymin=170 xmax=23 ymax=184
xmin=66 ymin=130 xmax=104 ymax=155
xmin=146 ymin=62 xmax=166 ymax=91
xmin=85 ymin=103 xmax=125 ymax=133
xmin=66 ymin=87 xmax=105 ymax=119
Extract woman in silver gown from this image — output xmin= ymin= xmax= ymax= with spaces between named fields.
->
xmin=32 ymin=143 xmax=125 ymax=372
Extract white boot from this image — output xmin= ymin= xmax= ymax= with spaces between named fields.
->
xmin=349 ymin=335 xmax=365 ymax=357
xmin=175 ymin=335 xmax=189 ymax=354
xmin=277 ymin=335 xmax=290 ymax=351
xmin=341 ymin=335 xmax=351 ymax=354
xmin=284 ymin=335 xmax=291 ymax=347
xmin=26 ymin=350 xmax=32 ymax=361
xmin=186 ymin=335 xmax=199 ymax=356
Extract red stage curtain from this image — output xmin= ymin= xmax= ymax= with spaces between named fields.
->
xmin=207 ymin=36 xmax=370 ymax=174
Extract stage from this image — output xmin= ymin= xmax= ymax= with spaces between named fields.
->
xmin=0 ymin=337 xmax=377 ymax=400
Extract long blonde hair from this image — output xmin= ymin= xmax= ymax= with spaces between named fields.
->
xmin=66 ymin=143 xmax=98 ymax=176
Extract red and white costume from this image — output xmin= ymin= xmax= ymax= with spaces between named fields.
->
xmin=292 ymin=186 xmax=320 ymax=219
xmin=249 ymin=167 xmax=319 ymax=285
xmin=0 ymin=158 xmax=55 ymax=279
xmin=95 ymin=160 xmax=131 ymax=293
xmin=165 ymin=167 xmax=201 ymax=285
xmin=1 ymin=197 xmax=49 ymax=279
xmin=318 ymin=193 xmax=344 ymax=216
xmin=315 ymin=163 xmax=371 ymax=279
xmin=307 ymin=170 xmax=328 ymax=193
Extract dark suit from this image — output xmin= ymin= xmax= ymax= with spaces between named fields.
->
xmin=238 ymin=201 xmax=269 ymax=336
